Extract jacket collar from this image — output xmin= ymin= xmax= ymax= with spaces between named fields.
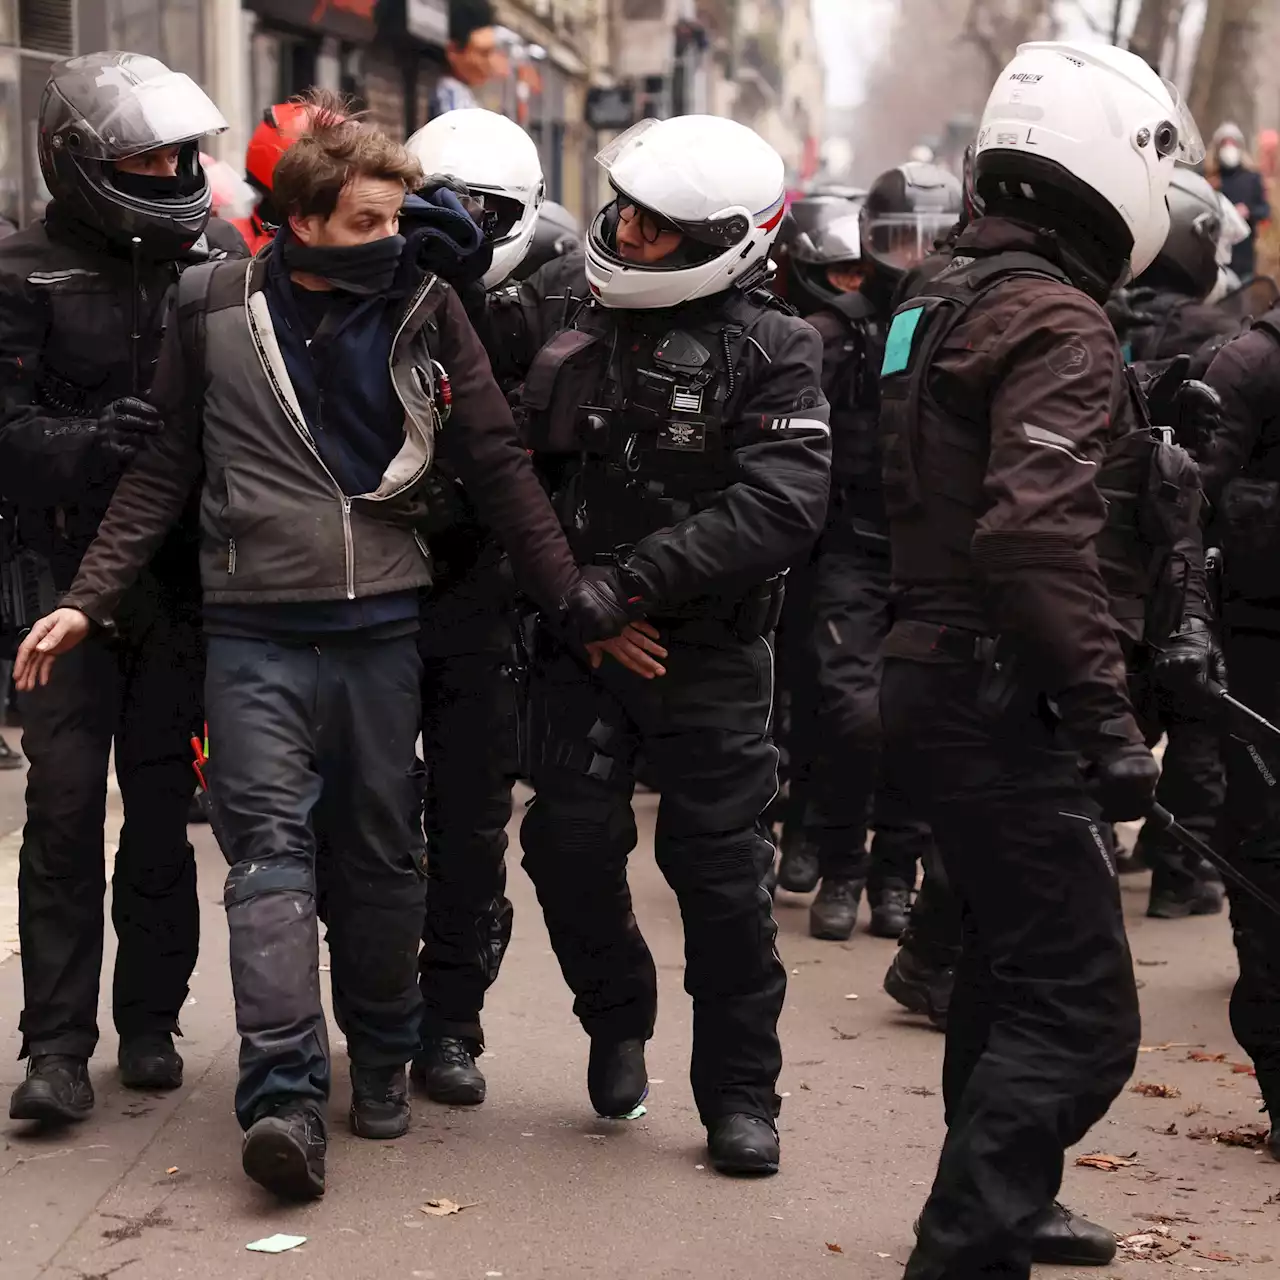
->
xmin=955 ymin=215 xmax=1116 ymax=304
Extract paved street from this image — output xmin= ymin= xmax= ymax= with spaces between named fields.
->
xmin=0 ymin=762 xmax=1278 ymax=1280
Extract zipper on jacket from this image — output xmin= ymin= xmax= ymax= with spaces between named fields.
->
xmin=227 ymin=538 xmax=237 ymax=575
xmin=341 ymin=497 xmax=355 ymax=600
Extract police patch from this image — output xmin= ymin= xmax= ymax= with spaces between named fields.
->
xmin=1046 ymin=338 xmax=1092 ymax=379
xmin=671 ymin=385 xmax=704 ymax=413
xmin=657 ymin=420 xmax=706 ymax=452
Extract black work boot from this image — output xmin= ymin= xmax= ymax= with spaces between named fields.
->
xmin=9 ymin=1055 xmax=94 ymax=1124
xmin=707 ymin=1114 xmax=780 ymax=1175
xmin=1147 ymin=867 xmax=1225 ymax=919
xmin=119 ymin=1032 xmax=184 ymax=1090
xmin=242 ymin=1103 xmax=327 ymax=1199
xmin=809 ymin=877 xmax=863 ymax=941
xmin=883 ymin=945 xmax=953 ymax=1031
xmin=349 ymin=1063 xmax=410 ymax=1139
xmin=411 ymin=1036 xmax=486 ymax=1106
xmin=869 ymin=878 xmax=912 ymax=938
xmin=777 ymin=830 xmax=820 ymax=893
xmin=587 ymin=1037 xmax=648 ymax=1118
xmin=1029 ymin=1202 xmax=1117 ymax=1265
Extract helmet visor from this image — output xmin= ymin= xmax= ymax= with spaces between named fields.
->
xmin=69 ymin=69 xmax=227 ymax=160
xmin=863 ymin=213 xmax=955 ymax=270
xmin=1157 ymin=79 xmax=1205 ymax=165
xmin=594 ymin=119 xmax=661 ymax=173
xmin=791 ymin=213 xmax=862 ymax=265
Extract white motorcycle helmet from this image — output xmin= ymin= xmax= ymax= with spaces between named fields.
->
xmin=585 ymin=116 xmax=786 ymax=309
xmin=405 ymin=108 xmax=545 ymax=289
xmin=973 ymin=41 xmax=1204 ymax=283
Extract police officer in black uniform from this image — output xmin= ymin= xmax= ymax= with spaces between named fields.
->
xmin=1107 ymin=168 xmax=1240 ymax=915
xmin=516 ymin=116 xmax=830 ymax=1176
xmin=776 ymin=168 xmax=958 ymax=944
xmin=877 ymin=43 xmax=1204 ymax=1278
xmin=1200 ymin=283 xmax=1280 ymax=1164
xmin=0 ymin=53 xmax=245 ymax=1125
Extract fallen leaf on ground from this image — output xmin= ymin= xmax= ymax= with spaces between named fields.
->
xmin=1076 ymin=1152 xmax=1139 ymax=1171
xmin=1135 ymin=960 xmax=1170 ymax=968
xmin=876 ymin=1253 xmax=891 ymax=1259
xmin=1187 ymin=1125 xmax=1269 ymax=1149
xmin=1117 ymin=1230 xmax=1182 ymax=1261
xmin=826 ymin=1242 xmax=843 ymax=1253
xmin=420 ymin=1198 xmax=480 ymax=1217
xmin=165 ymin=1166 xmax=178 ymax=1175
xmin=904 ymin=1086 xmax=935 ymax=1097
xmin=246 ymin=1234 xmax=307 ymax=1254
xmin=1184 ymin=1103 xmax=1205 ymax=1116
xmin=1132 ymin=1081 xmax=1182 ymax=1098
xmin=1194 ymin=1251 xmax=1237 ymax=1263
xmin=1147 ymin=1122 xmax=1179 ymax=1136
xmin=831 ymin=1026 xmax=859 ymax=1041
xmin=1188 ymin=1051 xmax=1228 ymax=1063
xmin=1231 ymin=1063 xmax=1258 ymax=1076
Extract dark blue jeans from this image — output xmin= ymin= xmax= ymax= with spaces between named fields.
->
xmin=205 ymin=634 xmax=426 ymax=1129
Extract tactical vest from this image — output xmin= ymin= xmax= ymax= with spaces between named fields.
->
xmin=519 ymin=291 xmax=771 ymax=563
xmin=880 ymin=249 xmax=1201 ymax=646
xmin=821 ymin=291 xmax=887 ymax=529
xmin=1215 ymin=309 xmax=1280 ymax=604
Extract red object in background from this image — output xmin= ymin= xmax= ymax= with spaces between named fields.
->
xmin=801 ymin=135 xmax=820 ymax=183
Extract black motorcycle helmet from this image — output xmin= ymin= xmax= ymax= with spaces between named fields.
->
xmin=859 ymin=162 xmax=963 ymax=290
xmin=777 ymin=193 xmax=865 ymax=311
xmin=39 ymin=51 xmax=227 ymax=258
xmin=782 ymin=194 xmax=866 ymax=311
xmin=511 ymin=199 xmax=582 ymax=281
xmin=1134 ymin=167 xmax=1222 ymax=300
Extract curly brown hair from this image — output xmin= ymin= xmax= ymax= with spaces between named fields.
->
xmin=272 ymin=89 xmax=423 ymax=221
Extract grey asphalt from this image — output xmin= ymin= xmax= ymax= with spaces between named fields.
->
xmin=0 ymin=771 xmax=1277 ymax=1280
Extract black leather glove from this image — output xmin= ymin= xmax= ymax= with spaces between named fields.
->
xmin=1152 ymin=615 xmax=1227 ymax=700
xmin=96 ymin=397 xmax=163 ymax=465
xmin=558 ymin=566 xmax=648 ymax=645
xmin=1090 ymin=742 xmax=1160 ymax=823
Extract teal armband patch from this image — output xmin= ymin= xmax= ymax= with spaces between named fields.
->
xmin=882 ymin=306 xmax=924 ymax=376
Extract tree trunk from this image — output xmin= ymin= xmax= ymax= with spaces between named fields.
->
xmin=1128 ymin=0 xmax=1182 ymax=73
xmin=1191 ymin=0 xmax=1263 ymax=141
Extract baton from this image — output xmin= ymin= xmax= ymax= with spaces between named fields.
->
xmin=1205 ymin=680 xmax=1280 ymax=748
xmin=1147 ymin=803 xmax=1280 ymax=919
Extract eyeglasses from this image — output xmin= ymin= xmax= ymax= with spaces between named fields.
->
xmin=617 ymin=201 xmax=677 ymax=244
xmin=457 ymin=191 xmax=501 ymax=240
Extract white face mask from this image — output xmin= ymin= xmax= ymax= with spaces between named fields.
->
xmin=1219 ymin=143 xmax=1242 ymax=170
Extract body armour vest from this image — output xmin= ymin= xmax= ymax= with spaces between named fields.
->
xmin=880 ymin=249 xmax=1200 ymax=645
xmin=519 ymin=291 xmax=771 ymax=562
xmin=822 ymin=291 xmax=887 ymax=527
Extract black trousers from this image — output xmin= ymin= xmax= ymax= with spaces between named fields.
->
xmin=882 ymin=659 xmax=1140 ymax=1280
xmin=520 ymin=622 xmax=785 ymax=1125
xmin=205 ymin=634 xmax=425 ymax=1130
xmin=801 ymin=539 xmax=931 ymax=884
xmin=1130 ymin=670 xmax=1224 ymax=890
xmin=1217 ymin=630 xmax=1280 ymax=1110
xmin=417 ymin=603 xmax=518 ymax=1048
xmin=18 ymin=587 xmax=201 ymax=1060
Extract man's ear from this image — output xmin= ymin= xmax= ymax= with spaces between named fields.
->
xmin=287 ymin=212 xmax=312 ymax=244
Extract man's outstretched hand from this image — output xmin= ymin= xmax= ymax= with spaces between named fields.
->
xmin=586 ymin=620 xmax=668 ymax=679
xmin=13 ymin=608 xmax=92 ymax=691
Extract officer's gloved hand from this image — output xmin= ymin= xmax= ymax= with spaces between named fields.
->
xmin=1170 ymin=379 xmax=1223 ymax=455
xmin=96 ymin=396 xmax=163 ymax=466
xmin=1153 ymin=615 xmax=1228 ymax=700
xmin=1090 ymin=742 xmax=1161 ymax=823
xmin=558 ymin=566 xmax=648 ymax=645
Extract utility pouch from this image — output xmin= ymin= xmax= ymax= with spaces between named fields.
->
xmin=732 ymin=576 xmax=785 ymax=642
